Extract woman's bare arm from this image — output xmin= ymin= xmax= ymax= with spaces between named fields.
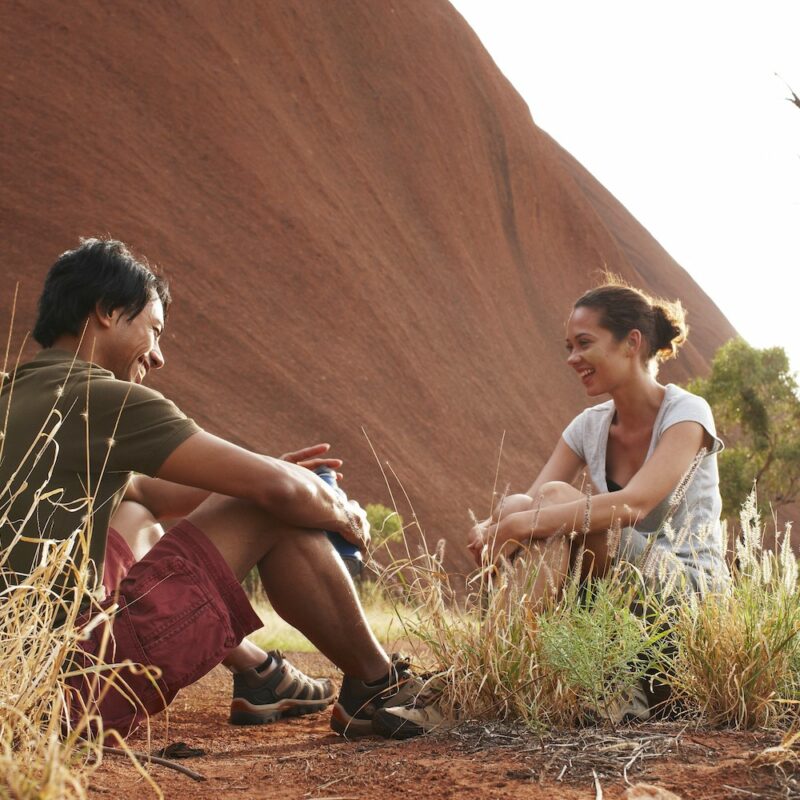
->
xmin=467 ymin=437 xmax=584 ymax=563
xmin=487 ymin=421 xmax=705 ymax=558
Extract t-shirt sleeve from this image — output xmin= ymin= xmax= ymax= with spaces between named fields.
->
xmin=562 ymin=410 xmax=588 ymax=461
xmin=87 ymin=379 xmax=201 ymax=476
xmin=659 ymin=390 xmax=724 ymax=455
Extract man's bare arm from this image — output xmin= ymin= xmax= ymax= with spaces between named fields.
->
xmin=123 ymin=475 xmax=211 ymax=520
xmin=154 ymin=431 xmax=367 ymax=546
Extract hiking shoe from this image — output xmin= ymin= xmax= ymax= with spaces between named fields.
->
xmin=331 ymin=654 xmax=442 ymax=739
xmin=602 ymin=679 xmax=651 ymax=725
xmin=229 ymin=651 xmax=335 ymax=725
xmin=371 ymin=685 xmax=447 ymax=739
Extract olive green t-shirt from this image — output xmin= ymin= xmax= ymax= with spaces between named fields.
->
xmin=0 ymin=349 xmax=200 ymax=596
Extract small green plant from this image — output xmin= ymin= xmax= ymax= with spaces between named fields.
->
xmin=536 ymin=573 xmax=666 ymax=724
xmin=365 ymin=503 xmax=404 ymax=549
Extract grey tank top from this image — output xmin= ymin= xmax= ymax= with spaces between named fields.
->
xmin=562 ymin=384 xmax=727 ymax=583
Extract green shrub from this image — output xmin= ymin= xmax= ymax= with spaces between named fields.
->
xmin=365 ymin=503 xmax=404 ymax=549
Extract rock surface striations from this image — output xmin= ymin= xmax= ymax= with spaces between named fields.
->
xmin=0 ymin=1 xmax=736 ymax=569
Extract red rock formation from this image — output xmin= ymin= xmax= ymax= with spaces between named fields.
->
xmin=0 ymin=1 xmax=736 ymax=571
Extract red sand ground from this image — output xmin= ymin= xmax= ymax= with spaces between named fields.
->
xmin=90 ymin=653 xmax=796 ymax=800
xmin=1 ymin=1 xmax=739 ymax=571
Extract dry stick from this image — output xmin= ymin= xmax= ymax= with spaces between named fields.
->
xmin=488 ymin=430 xmax=507 ymax=523
xmin=101 ymin=745 xmax=206 ymax=782
xmin=361 ymin=427 xmax=426 ymax=579
xmin=0 ymin=282 xmax=18 ymax=464
xmin=361 ymin=426 xmax=401 ymax=530
xmin=592 ymin=769 xmax=603 ymax=800
xmin=360 ymin=427 xmax=433 ymax=649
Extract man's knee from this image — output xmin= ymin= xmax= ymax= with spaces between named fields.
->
xmin=110 ymin=501 xmax=164 ymax=561
xmin=286 ymin=527 xmax=331 ymax=555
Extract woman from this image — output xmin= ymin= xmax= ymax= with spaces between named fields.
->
xmin=467 ymin=280 xmax=728 ymax=598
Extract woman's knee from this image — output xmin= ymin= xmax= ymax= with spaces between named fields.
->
xmin=537 ymin=481 xmax=584 ymax=505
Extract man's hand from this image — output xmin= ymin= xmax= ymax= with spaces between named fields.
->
xmin=281 ymin=443 xmax=343 ymax=481
xmin=336 ymin=497 xmax=371 ymax=552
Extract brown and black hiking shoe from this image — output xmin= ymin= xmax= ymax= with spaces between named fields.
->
xmin=370 ymin=683 xmax=447 ymax=739
xmin=229 ymin=651 xmax=335 ymax=725
xmin=331 ymin=654 xmax=445 ymax=739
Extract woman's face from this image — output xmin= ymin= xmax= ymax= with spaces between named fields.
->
xmin=565 ymin=306 xmax=635 ymax=396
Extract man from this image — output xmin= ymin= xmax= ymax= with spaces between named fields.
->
xmin=0 ymin=238 xmax=438 ymax=739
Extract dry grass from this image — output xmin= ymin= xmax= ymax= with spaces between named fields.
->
xmin=373 ymin=486 xmax=800 ymax=734
xmin=665 ymin=494 xmax=800 ymax=728
xmin=0 ymin=525 xmax=164 ymax=799
xmin=379 ymin=542 xmax=667 ymax=728
xmin=0 ymin=310 xmax=160 ymax=799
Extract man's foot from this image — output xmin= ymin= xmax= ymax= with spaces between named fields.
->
xmin=371 ymin=690 xmax=447 ymax=739
xmin=229 ymin=651 xmax=335 ymax=725
xmin=330 ymin=655 xmax=444 ymax=739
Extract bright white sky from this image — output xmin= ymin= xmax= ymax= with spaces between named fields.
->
xmin=450 ymin=0 xmax=800 ymax=374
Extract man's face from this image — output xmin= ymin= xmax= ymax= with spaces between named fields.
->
xmin=106 ymin=296 xmax=165 ymax=383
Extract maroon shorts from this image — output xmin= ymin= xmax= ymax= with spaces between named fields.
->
xmin=67 ymin=520 xmax=262 ymax=736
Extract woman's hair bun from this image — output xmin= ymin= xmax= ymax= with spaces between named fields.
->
xmin=574 ymin=275 xmax=689 ymax=366
xmin=651 ymin=300 xmax=688 ymax=362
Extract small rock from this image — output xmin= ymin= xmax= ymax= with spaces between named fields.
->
xmin=625 ymin=784 xmax=683 ymax=800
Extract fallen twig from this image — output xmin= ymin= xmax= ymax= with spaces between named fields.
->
xmin=101 ymin=745 xmax=206 ymax=782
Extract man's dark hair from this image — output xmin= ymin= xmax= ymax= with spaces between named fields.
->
xmin=33 ymin=238 xmax=171 ymax=348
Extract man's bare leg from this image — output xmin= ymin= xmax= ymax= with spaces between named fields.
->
xmin=187 ymin=495 xmax=390 ymax=682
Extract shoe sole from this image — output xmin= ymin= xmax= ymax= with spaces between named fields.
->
xmin=329 ymin=702 xmax=376 ymax=738
xmin=229 ymin=696 xmax=334 ymax=725
xmin=371 ymin=708 xmax=426 ymax=740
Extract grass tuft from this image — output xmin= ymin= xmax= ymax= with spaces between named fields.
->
xmin=368 ymin=486 xmax=800 ymax=734
xmin=665 ymin=492 xmax=800 ymax=728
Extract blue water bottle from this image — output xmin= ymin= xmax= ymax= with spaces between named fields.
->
xmin=314 ymin=466 xmax=364 ymax=579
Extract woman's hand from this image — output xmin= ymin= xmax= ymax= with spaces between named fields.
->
xmin=467 ymin=520 xmax=488 ymax=565
xmin=482 ymin=510 xmax=539 ymax=565
xmin=467 ymin=494 xmax=537 ymax=566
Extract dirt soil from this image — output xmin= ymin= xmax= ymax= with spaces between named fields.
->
xmin=89 ymin=653 xmax=797 ymax=800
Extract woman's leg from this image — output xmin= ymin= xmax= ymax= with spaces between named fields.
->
xmin=497 ymin=481 xmax=614 ymax=608
xmin=536 ymin=481 xmax=616 ymax=581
